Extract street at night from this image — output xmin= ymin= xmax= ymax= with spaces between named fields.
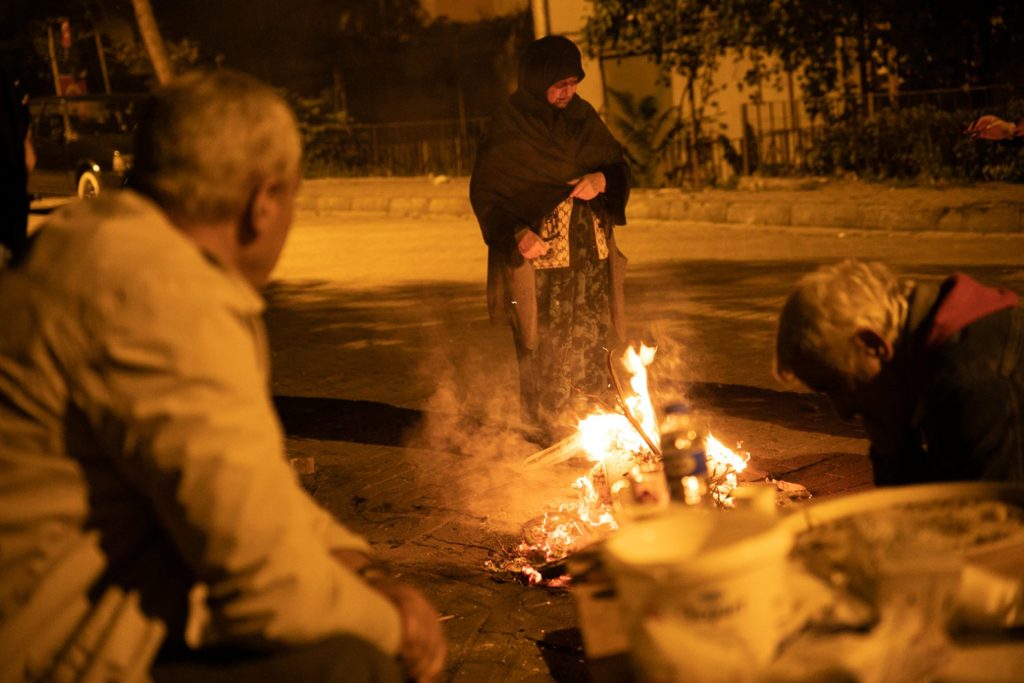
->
xmin=4 ymin=0 xmax=1024 ymax=680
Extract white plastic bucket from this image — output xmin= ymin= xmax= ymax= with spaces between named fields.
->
xmin=603 ymin=507 xmax=794 ymax=682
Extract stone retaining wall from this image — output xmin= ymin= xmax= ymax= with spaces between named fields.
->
xmin=295 ymin=180 xmax=1024 ymax=233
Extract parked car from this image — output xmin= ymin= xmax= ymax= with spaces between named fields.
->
xmin=28 ymin=94 xmax=141 ymax=199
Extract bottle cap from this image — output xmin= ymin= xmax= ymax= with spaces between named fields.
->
xmin=662 ymin=402 xmax=690 ymax=416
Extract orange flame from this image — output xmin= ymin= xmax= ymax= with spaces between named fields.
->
xmin=577 ymin=343 xmax=659 ymax=466
xmin=621 ymin=343 xmax=659 ymax=450
xmin=704 ymin=433 xmax=750 ymax=506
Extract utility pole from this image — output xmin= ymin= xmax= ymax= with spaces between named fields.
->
xmin=453 ymin=24 xmax=467 ymax=175
xmin=46 ymin=23 xmax=62 ymax=95
xmin=130 ymin=0 xmax=173 ymax=85
xmin=93 ymin=30 xmax=112 ymax=94
xmin=531 ymin=0 xmax=549 ymax=38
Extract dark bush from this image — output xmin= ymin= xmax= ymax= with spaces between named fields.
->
xmin=807 ymin=100 xmax=1024 ymax=182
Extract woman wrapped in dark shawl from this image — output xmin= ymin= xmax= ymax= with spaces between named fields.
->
xmin=470 ymin=35 xmax=631 ymax=441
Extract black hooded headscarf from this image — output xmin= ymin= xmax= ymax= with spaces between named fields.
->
xmin=470 ymin=35 xmax=630 ymax=254
xmin=517 ymin=34 xmax=586 ymax=101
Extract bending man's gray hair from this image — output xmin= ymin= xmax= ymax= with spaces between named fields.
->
xmin=775 ymin=259 xmax=910 ymax=379
xmin=130 ymin=69 xmax=301 ymax=225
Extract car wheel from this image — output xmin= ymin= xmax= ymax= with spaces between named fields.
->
xmin=77 ymin=171 xmax=101 ymax=199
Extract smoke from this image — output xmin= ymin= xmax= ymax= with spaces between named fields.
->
xmin=634 ymin=321 xmax=700 ymax=411
xmin=404 ymin=334 xmax=578 ymax=535
xmin=401 ymin=314 xmax=712 ymax=539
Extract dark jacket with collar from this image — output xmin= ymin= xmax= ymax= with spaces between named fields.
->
xmin=869 ymin=275 xmax=1023 ymax=484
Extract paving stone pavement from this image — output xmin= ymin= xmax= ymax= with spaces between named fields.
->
xmin=269 ymin=179 xmax=1023 ymax=681
xmin=264 ymin=253 xmax=883 ymax=681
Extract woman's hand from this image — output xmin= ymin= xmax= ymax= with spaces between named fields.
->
xmin=567 ymin=172 xmax=606 ymax=200
xmin=517 ymin=230 xmax=549 ymax=259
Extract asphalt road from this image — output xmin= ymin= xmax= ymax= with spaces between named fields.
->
xmin=270 ymin=211 xmax=1024 ymax=486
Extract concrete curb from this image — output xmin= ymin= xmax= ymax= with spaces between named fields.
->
xmin=296 ymin=186 xmax=1024 ymax=233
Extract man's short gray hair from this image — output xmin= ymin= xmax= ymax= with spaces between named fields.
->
xmin=775 ymin=259 xmax=909 ymax=379
xmin=131 ymin=69 xmax=301 ymax=224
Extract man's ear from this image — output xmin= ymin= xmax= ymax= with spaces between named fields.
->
xmin=854 ymin=328 xmax=894 ymax=361
xmin=238 ymin=179 xmax=278 ymax=246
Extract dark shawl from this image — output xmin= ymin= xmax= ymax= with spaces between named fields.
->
xmin=470 ymin=89 xmax=630 ymax=254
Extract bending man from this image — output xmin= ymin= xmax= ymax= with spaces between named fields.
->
xmin=775 ymin=259 xmax=1022 ymax=484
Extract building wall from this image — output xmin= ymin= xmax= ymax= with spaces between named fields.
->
xmin=422 ymin=0 xmax=528 ymax=22
xmin=670 ymin=51 xmax=802 ymax=144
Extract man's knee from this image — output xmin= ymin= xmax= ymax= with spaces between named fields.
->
xmin=152 ymin=634 xmax=403 ymax=683
xmin=310 ymin=634 xmax=404 ymax=683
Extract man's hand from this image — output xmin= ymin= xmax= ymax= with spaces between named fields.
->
xmin=370 ymin=580 xmax=447 ymax=683
xmin=965 ymin=115 xmax=1019 ymax=141
xmin=332 ymin=549 xmax=373 ymax=572
xmin=517 ymin=230 xmax=549 ymax=259
xmin=567 ymin=172 xmax=606 ymax=200
xmin=333 ymin=550 xmax=446 ymax=680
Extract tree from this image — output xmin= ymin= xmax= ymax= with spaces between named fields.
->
xmin=722 ymin=0 xmax=1024 ymax=109
xmin=130 ymin=0 xmax=172 ymax=84
xmin=586 ymin=0 xmax=1023 ymax=121
xmin=873 ymin=0 xmax=1023 ymax=90
xmin=582 ymin=0 xmax=728 ymax=183
xmin=605 ymin=88 xmax=685 ymax=186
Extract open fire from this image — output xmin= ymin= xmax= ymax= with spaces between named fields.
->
xmin=486 ymin=345 xmax=754 ymax=586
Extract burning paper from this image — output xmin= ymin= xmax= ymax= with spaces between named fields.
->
xmin=705 ymin=433 xmax=750 ymax=507
xmin=487 ymin=344 xmax=757 ymax=586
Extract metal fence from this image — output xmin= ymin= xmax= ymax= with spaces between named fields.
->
xmin=305 ymin=84 xmax=1019 ymax=183
xmin=737 ymin=83 xmax=1022 ymax=177
xmin=858 ymin=84 xmax=1020 ymax=116
xmin=304 ymin=116 xmax=489 ymax=177
xmin=739 ymin=98 xmax=812 ymax=176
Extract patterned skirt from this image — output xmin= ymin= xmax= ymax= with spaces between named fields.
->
xmin=518 ymin=202 xmax=613 ymax=435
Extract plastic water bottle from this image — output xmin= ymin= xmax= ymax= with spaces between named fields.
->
xmin=659 ymin=403 xmax=711 ymax=507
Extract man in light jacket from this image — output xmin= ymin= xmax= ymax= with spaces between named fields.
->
xmin=0 ymin=69 xmax=445 ymax=683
